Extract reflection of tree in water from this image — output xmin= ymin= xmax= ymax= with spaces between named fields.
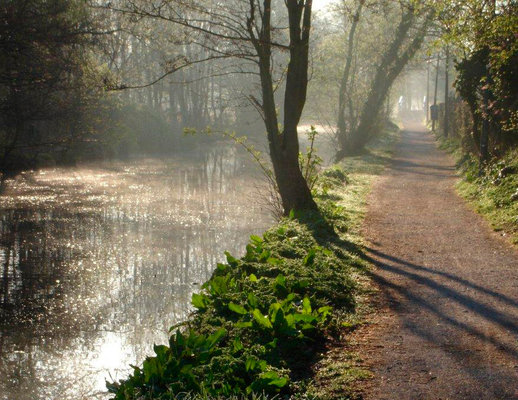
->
xmin=0 ymin=146 xmax=272 ymax=400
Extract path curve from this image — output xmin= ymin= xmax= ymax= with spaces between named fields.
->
xmin=359 ymin=123 xmax=518 ymax=400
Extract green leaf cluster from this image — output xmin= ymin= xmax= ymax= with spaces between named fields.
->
xmin=109 ymin=208 xmax=360 ymax=399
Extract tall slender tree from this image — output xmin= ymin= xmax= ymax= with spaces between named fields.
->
xmin=335 ymin=0 xmax=365 ymax=156
xmin=335 ymin=2 xmax=433 ymax=158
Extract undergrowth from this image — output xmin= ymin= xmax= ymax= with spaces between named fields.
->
xmin=107 ymin=183 xmax=366 ymax=399
xmin=439 ymin=138 xmax=518 ymax=245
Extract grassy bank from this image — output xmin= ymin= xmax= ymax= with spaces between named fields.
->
xmin=307 ymin=129 xmax=399 ymax=399
xmin=438 ymin=139 xmax=518 ymax=245
xmin=108 ymin=130 xmax=399 ymax=400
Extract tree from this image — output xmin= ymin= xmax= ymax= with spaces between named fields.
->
xmin=335 ymin=0 xmax=365 ymax=153
xmin=443 ymin=0 xmax=518 ymax=161
xmin=100 ymin=0 xmax=318 ymax=214
xmin=335 ymin=1 xmax=433 ymax=157
xmin=0 ymin=0 xmax=105 ymax=178
xmin=249 ymin=1 xmax=318 ymax=213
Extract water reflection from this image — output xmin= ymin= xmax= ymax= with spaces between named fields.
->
xmin=0 ymin=145 xmax=272 ymax=400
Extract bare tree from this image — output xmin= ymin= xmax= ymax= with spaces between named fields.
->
xmin=97 ymin=0 xmax=318 ymax=214
xmin=247 ymin=0 xmax=317 ymax=213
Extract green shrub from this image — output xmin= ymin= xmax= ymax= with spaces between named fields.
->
xmin=441 ymin=136 xmax=518 ymax=244
xmin=322 ymin=166 xmax=348 ymax=185
xmin=108 ymin=203 xmax=360 ymax=399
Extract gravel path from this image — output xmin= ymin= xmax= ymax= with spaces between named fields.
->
xmin=359 ymin=123 xmax=518 ymax=400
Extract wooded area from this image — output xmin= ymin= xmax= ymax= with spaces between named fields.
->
xmin=2 ymin=0 xmax=516 ymax=210
xmin=0 ymin=0 xmax=516 ymax=399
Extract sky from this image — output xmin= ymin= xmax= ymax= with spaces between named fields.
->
xmin=313 ymin=0 xmax=336 ymax=10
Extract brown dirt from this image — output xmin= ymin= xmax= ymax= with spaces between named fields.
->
xmin=356 ymin=123 xmax=518 ymax=400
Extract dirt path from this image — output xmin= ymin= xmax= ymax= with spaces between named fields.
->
xmin=359 ymin=123 xmax=518 ymax=400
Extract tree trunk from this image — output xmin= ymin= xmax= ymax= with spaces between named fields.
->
xmin=480 ymin=89 xmax=490 ymax=164
xmin=336 ymin=0 xmax=364 ymax=157
xmin=337 ymin=8 xmax=431 ymax=158
xmin=444 ymin=45 xmax=450 ymax=138
xmin=425 ymin=59 xmax=430 ymax=123
xmin=432 ymin=53 xmax=440 ymax=131
xmin=270 ymin=130 xmax=317 ymax=212
xmin=249 ymin=0 xmax=317 ymax=214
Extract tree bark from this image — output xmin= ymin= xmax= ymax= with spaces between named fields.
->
xmin=249 ymin=0 xmax=317 ymax=214
xmin=444 ymin=45 xmax=450 ymax=138
xmin=480 ymin=89 xmax=490 ymax=164
xmin=425 ymin=59 xmax=430 ymax=123
xmin=336 ymin=0 xmax=364 ymax=159
xmin=432 ymin=52 xmax=440 ymax=131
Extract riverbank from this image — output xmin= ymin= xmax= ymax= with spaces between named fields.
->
xmin=437 ymin=138 xmax=518 ymax=246
xmin=107 ymin=128 xmax=399 ymax=399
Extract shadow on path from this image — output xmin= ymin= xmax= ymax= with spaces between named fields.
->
xmin=360 ymin=126 xmax=518 ymax=400
xmin=362 ymin=248 xmax=518 ymax=360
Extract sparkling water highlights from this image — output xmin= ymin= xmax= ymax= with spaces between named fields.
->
xmin=0 ymin=146 xmax=273 ymax=400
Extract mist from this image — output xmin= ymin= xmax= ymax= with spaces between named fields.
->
xmin=1 ymin=0 xmax=516 ymax=399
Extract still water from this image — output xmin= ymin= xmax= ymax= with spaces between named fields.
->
xmin=0 ymin=145 xmax=273 ymax=400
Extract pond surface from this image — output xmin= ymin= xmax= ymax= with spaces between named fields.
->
xmin=0 ymin=145 xmax=273 ymax=400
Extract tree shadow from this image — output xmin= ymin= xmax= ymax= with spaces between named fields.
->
xmin=366 ymin=248 xmax=518 ymax=309
xmin=361 ymin=246 xmax=518 ymax=361
xmin=295 ymin=209 xmax=366 ymax=261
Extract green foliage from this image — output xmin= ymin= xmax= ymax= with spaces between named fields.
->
xmin=299 ymin=126 xmax=323 ymax=191
xmin=440 ymin=136 xmax=518 ymax=244
xmin=109 ymin=200 xmax=361 ymax=399
xmin=0 ymin=0 xmax=107 ymax=174
xmin=110 ymin=329 xmax=227 ymax=397
xmin=322 ymin=166 xmax=349 ymax=185
xmin=457 ymin=149 xmax=518 ymax=244
xmin=317 ymin=166 xmax=350 ymax=202
xmin=448 ymin=1 xmax=518 ymax=156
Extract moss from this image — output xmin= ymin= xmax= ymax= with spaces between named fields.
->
xmin=308 ymin=356 xmax=372 ymax=400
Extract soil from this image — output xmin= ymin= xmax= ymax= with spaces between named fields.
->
xmin=356 ymin=123 xmax=518 ymax=400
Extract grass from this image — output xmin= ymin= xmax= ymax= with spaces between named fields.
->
xmin=306 ymin=128 xmax=399 ymax=399
xmin=335 ymin=129 xmax=399 ymax=235
xmin=438 ymin=138 xmax=518 ymax=245
xmin=107 ymin=128 xmax=399 ymax=400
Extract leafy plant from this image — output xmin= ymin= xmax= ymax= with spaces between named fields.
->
xmin=299 ymin=126 xmax=323 ymax=191
xmin=322 ymin=166 xmax=348 ymax=184
xmin=107 ymin=329 xmax=227 ymax=399
xmin=109 ymin=195 xmax=362 ymax=399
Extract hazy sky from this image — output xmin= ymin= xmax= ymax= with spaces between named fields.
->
xmin=313 ymin=0 xmax=335 ymax=10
